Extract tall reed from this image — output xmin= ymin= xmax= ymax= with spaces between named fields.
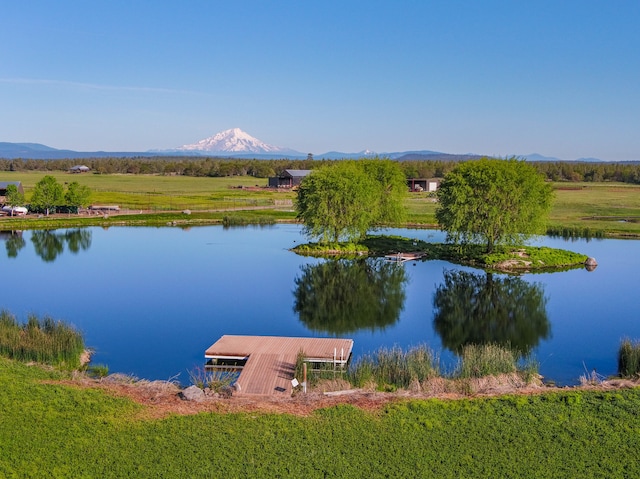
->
xmin=618 ymin=338 xmax=640 ymax=377
xmin=0 ymin=310 xmax=85 ymax=369
xmin=348 ymin=345 xmax=439 ymax=390
xmin=455 ymin=343 xmax=520 ymax=378
xmin=546 ymin=225 xmax=605 ymax=240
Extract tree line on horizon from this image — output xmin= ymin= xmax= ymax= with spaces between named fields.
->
xmin=0 ymin=156 xmax=639 ymax=184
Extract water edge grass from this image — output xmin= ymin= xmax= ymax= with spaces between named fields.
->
xmin=618 ymin=338 xmax=640 ymax=378
xmin=347 ymin=345 xmax=440 ymax=391
xmin=0 ymin=310 xmax=85 ymax=369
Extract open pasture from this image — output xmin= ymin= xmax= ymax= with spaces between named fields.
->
xmin=0 ymin=170 xmax=294 ymax=212
xmin=2 ymin=171 xmax=640 ymax=236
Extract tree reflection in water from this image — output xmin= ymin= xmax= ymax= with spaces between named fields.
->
xmin=294 ymin=258 xmax=408 ymax=334
xmin=433 ymin=270 xmax=550 ymax=356
xmin=2 ymin=231 xmax=26 ymax=258
xmin=29 ymin=229 xmax=92 ymax=262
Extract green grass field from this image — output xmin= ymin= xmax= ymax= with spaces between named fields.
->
xmin=1 ymin=357 xmax=639 ymax=478
xmin=2 ymin=171 xmax=640 ymax=236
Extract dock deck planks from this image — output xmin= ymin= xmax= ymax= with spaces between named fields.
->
xmin=205 ymin=335 xmax=353 ymax=395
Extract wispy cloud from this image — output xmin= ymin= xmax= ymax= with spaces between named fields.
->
xmin=0 ymin=77 xmax=205 ymax=95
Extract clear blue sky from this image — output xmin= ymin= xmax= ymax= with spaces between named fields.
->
xmin=2 ymin=1 xmax=639 ymax=160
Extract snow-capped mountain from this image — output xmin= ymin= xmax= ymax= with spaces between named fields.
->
xmin=175 ymin=128 xmax=302 ymax=156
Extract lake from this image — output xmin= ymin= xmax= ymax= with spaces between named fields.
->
xmin=1 ymin=225 xmax=638 ymax=385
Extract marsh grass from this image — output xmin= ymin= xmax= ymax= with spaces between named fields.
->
xmin=0 ymin=310 xmax=84 ymax=369
xmin=188 ymin=366 xmax=237 ymax=392
xmin=455 ymin=343 xmax=519 ymax=378
xmin=618 ymin=338 xmax=640 ymax=378
xmin=86 ymin=363 xmax=109 ymax=379
xmin=222 ymin=215 xmax=277 ymax=227
xmin=546 ymin=225 xmax=606 ymax=240
xmin=348 ymin=345 xmax=439 ymax=391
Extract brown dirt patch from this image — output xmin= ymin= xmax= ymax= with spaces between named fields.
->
xmin=46 ymin=373 xmax=640 ymax=419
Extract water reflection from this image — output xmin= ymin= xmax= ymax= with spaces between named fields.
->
xmin=1 ymin=231 xmax=26 ymax=258
xmin=293 ymin=258 xmax=408 ymax=334
xmin=433 ymin=270 xmax=550 ymax=355
xmin=0 ymin=229 xmax=95 ymax=262
xmin=29 ymin=229 xmax=92 ymax=262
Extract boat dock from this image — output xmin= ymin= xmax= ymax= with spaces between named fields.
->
xmin=204 ymin=335 xmax=353 ymax=395
xmin=384 ymin=252 xmax=426 ymax=262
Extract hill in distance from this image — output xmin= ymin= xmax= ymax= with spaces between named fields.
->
xmin=0 ymin=129 xmax=622 ymax=162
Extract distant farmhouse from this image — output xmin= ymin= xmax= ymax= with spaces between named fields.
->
xmin=0 ymin=181 xmax=24 ymax=198
xmin=407 ymin=178 xmax=442 ymax=192
xmin=70 ymin=165 xmax=90 ymax=173
xmin=268 ymin=169 xmax=312 ymax=188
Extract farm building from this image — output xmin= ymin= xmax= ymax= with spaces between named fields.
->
xmin=407 ymin=178 xmax=442 ymax=192
xmin=70 ymin=165 xmax=90 ymax=173
xmin=0 ymin=181 xmax=24 ymax=197
xmin=268 ymin=169 xmax=312 ymax=188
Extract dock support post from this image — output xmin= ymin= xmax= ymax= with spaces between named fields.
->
xmin=303 ymin=363 xmax=307 ymax=394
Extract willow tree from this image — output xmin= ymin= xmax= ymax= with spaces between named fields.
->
xmin=436 ymin=158 xmax=553 ymax=253
xmin=296 ymin=159 xmax=407 ymax=243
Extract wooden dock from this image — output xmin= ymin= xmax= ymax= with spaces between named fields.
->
xmin=384 ymin=252 xmax=426 ymax=262
xmin=204 ymin=335 xmax=353 ymax=395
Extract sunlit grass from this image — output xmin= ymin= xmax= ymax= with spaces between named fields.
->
xmin=618 ymin=338 xmax=640 ymax=378
xmin=0 ymin=310 xmax=85 ymax=369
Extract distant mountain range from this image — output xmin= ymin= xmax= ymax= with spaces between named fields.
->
xmin=0 ymin=129 xmax=630 ymax=162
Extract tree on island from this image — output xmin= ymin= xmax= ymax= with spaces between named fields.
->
xmin=30 ymin=175 xmax=64 ymax=216
xmin=436 ymin=158 xmax=553 ymax=253
xmin=296 ymin=159 xmax=407 ymax=243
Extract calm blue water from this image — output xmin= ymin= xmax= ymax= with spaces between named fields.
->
xmin=1 ymin=225 xmax=638 ymax=385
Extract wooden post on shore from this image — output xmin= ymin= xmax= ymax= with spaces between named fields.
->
xmin=303 ymin=363 xmax=307 ymax=394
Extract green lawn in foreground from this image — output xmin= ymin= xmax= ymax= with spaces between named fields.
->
xmin=1 ymin=357 xmax=640 ymax=478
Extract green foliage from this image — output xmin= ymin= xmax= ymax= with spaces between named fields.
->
xmin=2 ymin=356 xmax=640 ymax=477
xmin=296 ymin=159 xmax=407 ymax=243
xmin=546 ymin=225 xmax=606 ymax=240
xmin=30 ymin=174 xmax=65 ymax=215
xmin=436 ymin=157 xmax=554 ymax=252
xmin=86 ymin=363 xmax=109 ymax=379
xmin=221 ymin=215 xmax=277 ymax=227
xmin=296 ymin=161 xmax=379 ymax=242
xmin=64 ymin=181 xmax=92 ymax=208
xmin=0 ymin=310 xmax=85 ymax=369
xmin=4 ymin=183 xmax=25 ymax=207
xmin=481 ymin=245 xmax=588 ymax=269
xmin=618 ymin=338 xmax=640 ymax=377
xmin=361 ymin=158 xmax=408 ymax=225
xmin=348 ymin=345 xmax=440 ymax=390
xmin=187 ymin=367 xmax=237 ymax=392
xmin=455 ymin=343 xmax=519 ymax=378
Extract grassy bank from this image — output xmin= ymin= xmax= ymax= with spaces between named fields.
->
xmin=1 ymin=173 xmax=640 ymax=238
xmin=0 ymin=311 xmax=84 ymax=369
xmin=292 ymin=235 xmax=589 ymax=271
xmin=1 ymin=356 xmax=639 ymax=477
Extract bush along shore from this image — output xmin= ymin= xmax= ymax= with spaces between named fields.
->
xmin=292 ymin=235 xmax=590 ymax=272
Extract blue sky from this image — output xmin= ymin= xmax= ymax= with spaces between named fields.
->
xmin=2 ymin=1 xmax=639 ymax=160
